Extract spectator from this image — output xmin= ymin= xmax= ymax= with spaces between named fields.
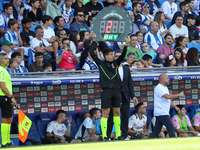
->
xmin=0 ymin=40 xmax=13 ymax=58
xmin=30 ymin=26 xmax=55 ymax=68
xmin=186 ymin=48 xmax=199 ymax=66
xmin=54 ymin=16 xmax=70 ymax=36
xmin=157 ymin=34 xmax=174 ymax=59
xmin=61 ymin=0 xmax=74 ymax=28
xmin=137 ymin=59 xmax=148 ymax=68
xmin=132 ymin=2 xmax=142 ymax=29
xmin=45 ymin=0 xmax=62 ymax=20
xmin=145 ymin=0 xmax=161 ymax=17
xmin=125 ymin=35 xmax=142 ymax=61
xmin=123 ymin=0 xmax=132 ymax=11
xmin=140 ymin=2 xmax=154 ymax=32
xmin=43 ymin=62 xmax=53 ymax=71
xmin=186 ymin=0 xmax=196 ymax=16
xmin=123 ymin=52 xmax=135 ymax=66
xmin=186 ymin=14 xmax=199 ymax=42
xmin=6 ymin=58 xmax=18 ymax=74
xmin=0 ymin=3 xmax=14 ymax=37
xmin=161 ymin=0 xmax=177 ymax=20
xmin=194 ymin=0 xmax=200 ymax=16
xmin=11 ymin=52 xmax=28 ymax=73
xmin=85 ymin=0 xmax=103 ymax=18
xmin=9 ymin=0 xmax=25 ymax=22
xmin=154 ymin=11 xmax=171 ymax=37
xmin=128 ymin=102 xmax=150 ymax=139
xmin=192 ymin=111 xmax=200 ymax=132
xmin=130 ymin=13 xmax=140 ymax=35
xmin=171 ymin=105 xmax=198 ymax=137
xmin=164 ymin=54 xmax=176 ymax=67
xmin=28 ymin=52 xmax=44 ymax=72
xmin=53 ymin=29 xmax=67 ymax=57
xmin=144 ymin=21 xmax=164 ymax=51
xmin=170 ymin=15 xmax=189 ymax=42
xmin=4 ymin=19 xmax=24 ymax=65
xmin=46 ymin=109 xmax=81 ymax=143
xmin=114 ymin=0 xmax=126 ymax=9
xmin=42 ymin=15 xmax=57 ymax=44
xmin=69 ymin=30 xmax=81 ymax=57
xmin=174 ymin=47 xmax=187 ymax=66
xmin=56 ymin=38 xmax=79 ymax=71
xmin=20 ymin=18 xmax=35 ymax=47
xmin=171 ymin=1 xmax=189 ymax=25
xmin=75 ymin=108 xmax=101 ymax=142
xmin=70 ymin=9 xmax=91 ymax=33
xmin=132 ymin=61 xmax=138 ymax=68
xmin=142 ymin=54 xmax=153 ymax=68
xmin=103 ymin=0 xmax=115 ymax=7
xmin=78 ymin=31 xmax=90 ymax=52
xmin=136 ymin=31 xmax=143 ymax=51
xmin=174 ymin=36 xmax=188 ymax=58
xmin=195 ymin=16 xmax=200 ymax=37
xmin=27 ymin=0 xmax=43 ymax=25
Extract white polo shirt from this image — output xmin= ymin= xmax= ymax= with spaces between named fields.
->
xmin=154 ymin=83 xmax=171 ymax=116
xmin=128 ymin=113 xmax=147 ymax=132
xmin=161 ymin=1 xmax=177 ymax=19
xmin=46 ymin=121 xmax=67 ymax=136
xmin=169 ymin=24 xmax=189 ymax=39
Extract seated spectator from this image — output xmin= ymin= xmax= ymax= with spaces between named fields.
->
xmin=56 ymin=38 xmax=79 ymax=71
xmin=11 ymin=52 xmax=28 ymax=73
xmin=171 ymin=105 xmax=199 ymax=137
xmin=4 ymin=19 xmax=24 ymax=65
xmin=130 ymin=13 xmax=139 ymax=35
xmin=10 ymin=0 xmax=26 ymax=22
xmin=114 ymin=0 xmax=126 ymax=9
xmin=46 ymin=109 xmax=81 ymax=143
xmin=6 ymin=58 xmax=18 ymax=74
xmin=85 ymin=0 xmax=103 ymax=18
xmin=154 ymin=11 xmax=171 ymax=37
xmin=194 ymin=0 xmax=200 ymax=16
xmin=27 ymin=0 xmax=43 ymax=25
xmin=192 ymin=111 xmax=200 ymax=132
xmin=196 ymin=16 xmax=200 ymax=37
xmin=78 ymin=31 xmax=90 ymax=52
xmin=140 ymin=2 xmax=154 ymax=32
xmin=42 ymin=15 xmax=57 ymax=44
xmin=174 ymin=36 xmax=188 ymax=58
xmin=20 ymin=18 xmax=35 ymax=47
xmin=0 ymin=3 xmax=14 ymax=37
xmin=125 ymin=35 xmax=142 ymax=61
xmin=174 ymin=47 xmax=187 ymax=66
xmin=132 ymin=2 xmax=142 ymax=30
xmin=83 ymin=112 xmax=91 ymax=120
xmin=186 ymin=48 xmax=199 ymax=66
xmin=145 ymin=0 xmax=161 ymax=17
xmin=161 ymin=0 xmax=177 ymax=20
xmin=144 ymin=21 xmax=164 ymax=52
xmin=137 ymin=59 xmax=148 ymax=68
xmin=186 ymin=0 xmax=196 ymax=16
xmin=143 ymin=54 xmax=163 ymax=67
xmin=61 ymin=0 xmax=74 ymax=28
xmin=69 ymin=31 xmax=81 ymax=57
xmin=43 ymin=62 xmax=53 ymax=72
xmin=54 ymin=16 xmax=70 ymax=37
xmin=132 ymin=61 xmax=138 ymax=68
xmin=28 ymin=52 xmax=44 ymax=72
xmin=128 ymin=102 xmax=150 ymax=139
xmin=103 ymin=0 xmax=115 ymax=7
xmin=123 ymin=52 xmax=135 ymax=69
xmin=75 ymin=108 xmax=101 ymax=142
xmin=45 ymin=0 xmax=62 ymax=20
xmin=157 ymin=34 xmax=174 ymax=59
xmin=171 ymin=1 xmax=189 ymax=25
xmin=186 ymin=14 xmax=200 ymax=42
xmin=136 ymin=31 xmax=143 ymax=51
xmin=0 ymin=40 xmax=13 ymax=58
xmin=70 ymin=9 xmax=91 ymax=33
xmin=164 ymin=54 xmax=176 ymax=67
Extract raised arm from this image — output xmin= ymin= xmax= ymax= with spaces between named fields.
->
xmin=90 ymin=41 xmax=101 ymax=66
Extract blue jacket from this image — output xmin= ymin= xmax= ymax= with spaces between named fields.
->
xmin=9 ymin=0 xmax=24 ymax=20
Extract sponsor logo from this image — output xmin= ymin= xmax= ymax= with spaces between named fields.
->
xmin=21 ymin=109 xmax=27 ymax=114
xmin=34 ymin=92 xmax=40 ymax=96
xmin=185 ymin=80 xmax=191 ymax=83
xmin=34 ymin=97 xmax=40 ymax=102
xmin=54 ymin=91 xmax=61 ymax=95
xmin=41 ymin=91 xmax=47 ymax=96
xmin=54 ymin=85 xmax=61 ymax=90
xmin=147 ymin=97 xmax=153 ymax=101
xmin=20 ymin=104 xmax=27 ymax=108
xmin=61 ymin=102 xmax=68 ymax=106
xmin=52 ymin=80 xmax=61 ymax=85
xmin=41 ymin=108 xmax=48 ymax=112
xmin=68 ymin=85 xmax=74 ymax=89
xmin=20 ymin=98 xmax=27 ymax=103
xmin=61 ymin=85 xmax=67 ymax=89
xmin=140 ymin=81 xmax=146 ymax=85
xmin=82 ymin=106 xmax=88 ymax=110
xmin=179 ymin=80 xmax=185 ymax=84
xmin=173 ymin=100 xmax=179 ymax=105
xmin=172 ymin=80 xmax=178 ymax=84
xmin=172 ymin=90 xmax=179 ymax=94
xmin=191 ymin=76 xmax=200 ymax=80
xmin=141 ymin=86 xmax=146 ymax=91
xmin=75 ymin=95 xmax=81 ymax=100
xmin=47 ymin=86 xmax=54 ymax=90
xmin=14 ymin=109 xmax=18 ymax=114
xmin=81 ymin=84 xmax=87 ymax=89
xmin=134 ymin=86 xmax=140 ymax=91
xmin=93 ymin=79 xmax=99 ymax=83
xmin=31 ymin=81 xmax=43 ymax=85
xmin=48 ymin=97 xmax=54 ymax=101
xmin=96 ymin=105 xmax=101 ymax=109
xmin=28 ymin=103 xmax=34 ymax=108
xmin=74 ymin=90 xmax=81 ymax=94
xmin=147 ymin=91 xmax=153 ymax=96
xmin=95 ymin=99 xmax=101 ymax=104
xmin=173 ymin=76 xmax=182 ymax=80
xmin=173 ymin=85 xmax=178 ymax=89
xmin=55 ymin=102 xmax=61 ymax=106
xmin=48 ymin=107 xmax=55 ymax=112
xmin=95 ymin=89 xmax=101 ymax=93
xmin=13 ymin=87 xmax=19 ymax=92
xmin=81 ymin=89 xmax=88 ymax=94
xmin=134 ymin=82 xmax=140 ymax=86
xmin=27 ymin=98 xmax=34 ymax=102
xmin=89 ymin=100 xmax=95 ymax=104
xmin=147 ymin=86 xmax=153 ymax=90
xmin=141 ymin=92 xmax=147 ymax=96
xmin=192 ymin=80 xmax=198 ymax=83
xmin=75 ymin=101 xmax=81 ymax=105
xmin=186 ymin=95 xmax=192 ymax=99
xmin=48 ymin=102 xmax=54 ymax=107
xmin=153 ymin=77 xmax=159 ymax=81
xmin=68 ymin=101 xmax=75 ymax=105
xmin=75 ymin=106 xmax=81 ymax=111
xmin=34 ymin=103 xmax=41 ymax=107
xmin=34 ymin=86 xmax=40 ymax=91
xmin=27 ymin=92 xmax=33 ymax=97
xmin=12 ymin=82 xmax=21 ymax=85
xmin=89 ymin=105 xmax=95 ymax=109
xmin=185 ymin=89 xmax=192 ymax=94
xmin=41 ymin=97 xmax=47 ymax=102
xmin=199 ymin=100 xmax=200 ymax=104
xmin=74 ymin=84 xmax=80 ymax=89
xmin=88 ymin=89 xmax=94 ymax=93
xmin=41 ymin=102 xmax=48 ymax=107
xmin=14 ymin=93 xmax=19 ymax=97
xmin=132 ymin=78 xmax=145 ymax=81
xmin=61 ymin=90 xmax=67 ymax=95
xmin=198 ymin=89 xmax=200 ymax=93
xmin=192 ymin=95 xmax=198 ymax=99
xmin=62 ymin=107 xmax=68 ymax=111
xmin=68 ymin=90 xmax=74 ymax=95
xmin=135 ymin=92 xmax=140 ymax=97
xmin=55 ymin=107 xmax=61 ymax=111
xmin=94 ymin=83 xmax=100 ymax=88
xmin=192 ymin=84 xmax=198 ymax=88
xmin=69 ymin=106 xmax=75 ymax=111
xmin=141 ymin=97 xmax=147 ymax=101
xmin=88 ymin=94 xmax=95 ymax=99
xmin=130 ymin=103 xmax=134 ymax=108
xmin=180 ymin=100 xmax=185 ymax=105
xmin=61 ymin=96 xmax=67 ymax=100
xmin=40 ymin=86 xmax=47 ymax=91
xmin=47 ymin=91 xmax=54 ymax=96
xmin=186 ymin=100 xmax=192 ymax=104
xmin=147 ymin=81 xmax=153 ymax=85
xmin=20 ymin=87 xmax=26 ymax=92
xmin=143 ymin=102 xmax=147 ymax=106
xmin=28 ymin=109 xmax=34 ymax=113
xmin=179 ymin=84 xmax=185 ymax=89
xmin=88 ymin=84 xmax=94 ymax=88
xmin=20 ymin=92 xmax=26 ymax=97
xmin=82 ymin=100 xmax=88 ymax=105
xmin=192 ymin=89 xmax=198 ymax=94
xmin=95 ymin=94 xmax=101 ymax=99
xmin=193 ymin=100 xmax=198 ymax=104
xmin=81 ymin=95 xmax=88 ymax=99
xmin=148 ymin=102 xmax=153 ymax=106
xmin=68 ymin=96 xmax=75 ymax=100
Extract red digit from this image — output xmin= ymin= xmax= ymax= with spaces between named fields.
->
xmin=105 ymin=20 xmax=113 ymax=33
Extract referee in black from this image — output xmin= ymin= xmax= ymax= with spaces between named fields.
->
xmin=90 ymin=41 xmax=127 ymax=141
xmin=0 ymin=53 xmax=17 ymax=147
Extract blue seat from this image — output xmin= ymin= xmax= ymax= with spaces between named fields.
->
xmin=28 ymin=49 xmax=33 ymax=66
xmin=165 ymin=20 xmax=172 ymax=29
xmin=171 ymin=43 xmax=175 ymax=48
xmin=189 ymin=105 xmax=200 ymax=119
xmin=187 ymin=43 xmax=200 ymax=52
xmin=158 ymin=0 xmax=166 ymax=5
xmin=36 ymin=113 xmax=51 ymax=140
xmin=75 ymin=112 xmax=84 ymax=128
xmin=30 ymin=24 xmax=38 ymax=32
xmin=146 ymin=114 xmax=152 ymax=128
xmin=171 ymin=109 xmax=191 ymax=120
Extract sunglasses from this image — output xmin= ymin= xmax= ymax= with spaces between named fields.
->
xmin=78 ymin=14 xmax=85 ymax=17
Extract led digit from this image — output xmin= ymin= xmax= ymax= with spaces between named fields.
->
xmin=105 ymin=20 xmax=113 ymax=33
xmin=112 ymin=20 xmax=119 ymax=33
xmin=119 ymin=21 xmax=125 ymax=33
xmin=99 ymin=20 xmax=106 ymax=33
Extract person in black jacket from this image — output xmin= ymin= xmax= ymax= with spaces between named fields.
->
xmin=10 ymin=0 xmax=25 ymax=22
xmin=90 ymin=41 xmax=127 ymax=141
xmin=107 ymin=51 xmax=138 ymax=140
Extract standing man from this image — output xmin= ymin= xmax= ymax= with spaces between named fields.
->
xmin=0 ymin=53 xmax=17 ymax=147
xmin=90 ymin=41 xmax=128 ymax=141
xmin=107 ymin=51 xmax=138 ymax=140
xmin=149 ymin=73 xmax=184 ymax=138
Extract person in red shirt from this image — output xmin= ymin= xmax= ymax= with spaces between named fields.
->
xmin=56 ymin=38 xmax=79 ymax=71
xmin=113 ymin=0 xmax=126 ymax=9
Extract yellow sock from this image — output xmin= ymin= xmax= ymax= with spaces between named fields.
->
xmin=101 ymin=117 xmax=107 ymax=139
xmin=113 ymin=116 xmax=121 ymax=138
xmin=7 ymin=124 xmax=11 ymax=143
xmin=1 ymin=123 xmax=8 ymax=145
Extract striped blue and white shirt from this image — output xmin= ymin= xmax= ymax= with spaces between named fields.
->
xmin=61 ymin=4 xmax=75 ymax=24
xmin=4 ymin=30 xmax=19 ymax=46
xmin=140 ymin=13 xmax=154 ymax=31
xmin=144 ymin=31 xmax=164 ymax=50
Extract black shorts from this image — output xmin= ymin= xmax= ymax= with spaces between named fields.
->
xmin=0 ymin=96 xmax=13 ymax=118
xmin=47 ymin=136 xmax=74 ymax=143
xmin=101 ymin=88 xmax=121 ymax=109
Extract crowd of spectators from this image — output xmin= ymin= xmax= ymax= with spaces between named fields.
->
xmin=0 ymin=0 xmax=200 ymax=75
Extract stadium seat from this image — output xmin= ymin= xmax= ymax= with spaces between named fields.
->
xmin=64 ymin=113 xmax=78 ymax=138
xmin=189 ymin=105 xmax=200 ymax=119
xmin=187 ymin=43 xmax=200 ymax=52
xmin=146 ymin=114 xmax=152 ymax=128
xmin=171 ymin=43 xmax=175 ymax=48
xmin=170 ymin=109 xmax=191 ymax=120
xmin=36 ymin=113 xmax=51 ymax=143
xmin=158 ymin=0 xmax=166 ymax=5
xmin=75 ymin=112 xmax=84 ymax=128
xmin=30 ymin=24 xmax=38 ymax=32
xmin=28 ymin=49 xmax=33 ymax=66
xmin=165 ymin=20 xmax=172 ymax=29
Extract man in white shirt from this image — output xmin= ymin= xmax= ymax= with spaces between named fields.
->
xmin=0 ymin=40 xmax=13 ymax=58
xmin=75 ymin=108 xmax=101 ymax=142
xmin=46 ymin=109 xmax=81 ymax=143
xmin=169 ymin=15 xmax=189 ymax=42
xmin=149 ymin=73 xmax=185 ymax=138
xmin=128 ymin=102 xmax=149 ymax=139
xmin=161 ymin=0 xmax=177 ymax=20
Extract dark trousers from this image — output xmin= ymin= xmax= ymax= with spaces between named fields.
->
xmin=107 ymin=93 xmax=130 ymax=138
xmin=149 ymin=115 xmax=175 ymax=138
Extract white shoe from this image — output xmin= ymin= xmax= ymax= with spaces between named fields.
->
xmin=124 ymin=137 xmax=130 ymax=140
